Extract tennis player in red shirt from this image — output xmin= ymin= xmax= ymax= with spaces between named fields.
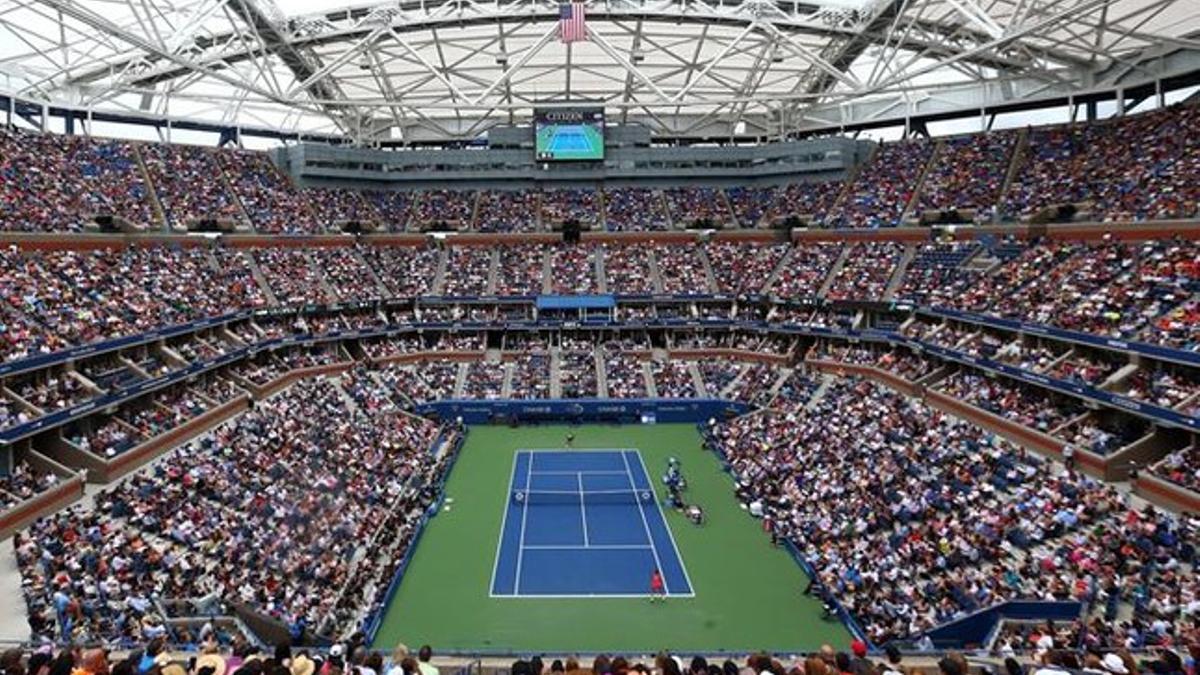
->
xmin=649 ymin=568 xmax=665 ymax=603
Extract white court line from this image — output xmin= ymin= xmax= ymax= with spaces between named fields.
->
xmin=487 ymin=450 xmax=521 ymax=596
xmin=634 ymin=450 xmax=696 ymax=596
xmin=490 ymin=592 xmax=696 ymax=599
xmin=529 ymin=470 xmax=628 ymax=475
xmin=577 ymin=471 xmax=590 ymax=547
xmin=620 ymin=450 xmax=669 ymax=595
xmin=513 ymin=451 xmax=534 ymax=595
xmin=521 ymin=544 xmax=652 ymax=551
xmin=491 ymin=448 xmax=697 ymax=599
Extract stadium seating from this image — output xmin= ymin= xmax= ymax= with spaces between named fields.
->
xmin=710 ymin=375 xmax=1195 ymax=645
xmin=828 ymin=139 xmax=933 ymax=228
xmin=604 ymin=188 xmax=670 ymax=231
xmin=5 ymin=102 xmax=1200 ymax=663
xmin=17 ymin=374 xmax=456 ymax=642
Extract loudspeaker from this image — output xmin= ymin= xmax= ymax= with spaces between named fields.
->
xmin=562 ymin=219 xmax=582 ymax=244
xmin=96 ymin=215 xmax=117 ymax=232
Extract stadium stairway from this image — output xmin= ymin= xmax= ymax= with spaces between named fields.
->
xmin=499 ymin=361 xmax=515 ymax=398
xmin=882 ymin=244 xmax=917 ymax=301
xmin=452 ymin=363 xmax=469 ymax=398
xmin=901 ymin=140 xmax=943 ymax=224
xmin=594 ymin=349 xmax=610 ymax=398
xmin=816 ymin=246 xmax=850 ymax=299
xmin=803 ymin=374 xmax=835 ymax=411
xmin=685 ymin=361 xmax=706 ymax=395
xmin=309 ymin=252 xmax=340 ymax=303
xmin=131 ymin=147 xmax=168 ymax=232
xmin=595 ymin=247 xmax=608 ymax=294
xmin=539 ymin=249 xmax=554 ymax=294
xmin=549 ymin=347 xmax=563 ymax=398
xmin=645 ymin=249 xmax=667 ymax=294
xmin=760 ymin=367 xmax=793 ymax=405
xmin=696 ymin=247 xmax=719 ymax=293
xmin=641 ymin=360 xmax=659 ymax=398
xmin=998 ymin=128 xmax=1032 ymax=206
xmin=761 ymin=246 xmax=794 ymax=295
xmin=432 ymin=248 xmax=450 ymax=295
xmin=484 ymin=248 xmax=500 ymax=295
xmin=353 ymin=246 xmax=394 ymax=299
xmin=241 ymin=251 xmax=280 ymax=305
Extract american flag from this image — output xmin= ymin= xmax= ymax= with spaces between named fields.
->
xmin=559 ymin=2 xmax=587 ymax=43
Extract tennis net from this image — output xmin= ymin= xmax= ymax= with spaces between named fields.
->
xmin=513 ymin=489 xmax=655 ymax=505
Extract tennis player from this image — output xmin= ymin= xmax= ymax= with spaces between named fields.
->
xmin=649 ymin=568 xmax=665 ymax=603
xmin=565 ymin=432 xmax=575 ymax=448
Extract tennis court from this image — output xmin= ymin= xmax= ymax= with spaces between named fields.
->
xmin=491 ymin=449 xmax=692 ymax=597
xmin=375 ymin=424 xmax=848 ymax=653
xmin=546 ymin=126 xmax=597 ymax=154
xmin=538 ymin=124 xmax=603 ymax=159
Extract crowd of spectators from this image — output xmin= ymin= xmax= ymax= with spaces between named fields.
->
xmin=0 ymin=460 xmax=61 ymax=510
xmin=218 ymin=150 xmax=317 ymax=233
xmin=305 ymin=188 xmax=376 ymax=228
xmin=604 ymin=188 xmax=670 ymax=231
xmin=313 ymin=246 xmax=385 ymax=302
xmin=655 ymin=245 xmax=712 ymax=295
xmin=442 ymin=247 xmax=494 ymax=296
xmin=725 ymin=362 xmax=781 ymax=405
xmin=916 ymin=132 xmax=1017 ymax=215
xmin=935 ymin=370 xmax=1085 ymax=434
xmin=509 ymin=354 xmax=551 ymax=399
xmin=892 ymin=242 xmax=982 ymax=305
xmin=712 ymin=375 xmax=1199 ymax=646
xmin=1122 ymin=368 xmax=1200 ymax=414
xmin=651 ymin=360 xmax=698 ymax=398
xmin=549 ymin=246 xmax=598 ymax=294
xmin=1002 ymin=105 xmax=1200 ymax=222
xmin=0 ymin=128 xmax=157 ymax=232
xmin=411 ymin=190 xmax=476 ymax=229
xmin=825 ymin=242 xmax=904 ymax=301
xmin=139 ymin=143 xmax=245 ymax=230
xmin=1150 ymin=444 xmax=1199 ymax=494
xmin=253 ymin=248 xmax=332 ymax=306
xmin=768 ymin=369 xmax=821 ymax=410
xmin=495 ymin=245 xmax=548 ymax=296
xmin=475 ymin=191 xmax=539 ymax=232
xmin=362 ymin=191 xmax=413 ymax=231
xmin=769 ymin=181 xmax=844 ymax=225
xmin=725 ymin=186 xmax=776 ymax=228
xmin=604 ymin=245 xmax=656 ymax=294
xmin=770 ymin=242 xmax=842 ymax=298
xmin=664 ymin=187 xmax=734 ymax=227
xmin=828 ymin=140 xmax=933 ymax=228
xmin=461 ymin=361 xmax=506 ymax=399
xmin=0 ymin=244 xmax=267 ymax=363
xmin=560 ymin=351 xmax=598 ymax=398
xmin=17 ymin=374 xmax=455 ymax=643
xmin=604 ymin=352 xmax=648 ymax=398
xmin=697 ymin=359 xmax=742 ymax=397
xmin=542 ymin=189 xmax=601 ymax=228
xmin=708 ymin=243 xmax=788 ymax=295
xmin=359 ymin=246 xmax=442 ymax=298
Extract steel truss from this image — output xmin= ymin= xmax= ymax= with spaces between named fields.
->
xmin=0 ymin=0 xmax=1197 ymax=142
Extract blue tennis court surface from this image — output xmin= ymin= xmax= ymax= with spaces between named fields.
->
xmin=549 ymin=127 xmax=594 ymax=153
xmin=490 ymin=449 xmax=693 ymax=597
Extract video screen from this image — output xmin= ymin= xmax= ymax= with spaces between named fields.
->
xmin=534 ymin=108 xmax=605 ymax=161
